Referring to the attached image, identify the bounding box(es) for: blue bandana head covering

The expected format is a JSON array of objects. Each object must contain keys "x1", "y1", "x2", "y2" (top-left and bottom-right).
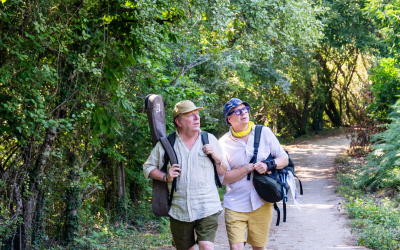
[{"x1": 223, "y1": 98, "x2": 251, "y2": 125}]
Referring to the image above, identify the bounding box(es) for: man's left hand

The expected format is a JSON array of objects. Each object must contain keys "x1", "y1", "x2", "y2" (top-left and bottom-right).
[
  {"x1": 202, "y1": 144, "x2": 221, "y2": 163},
  {"x1": 254, "y1": 162, "x2": 268, "y2": 174}
]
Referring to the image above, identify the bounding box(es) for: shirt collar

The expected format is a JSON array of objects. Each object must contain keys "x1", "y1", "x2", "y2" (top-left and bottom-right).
[{"x1": 175, "y1": 130, "x2": 203, "y2": 139}]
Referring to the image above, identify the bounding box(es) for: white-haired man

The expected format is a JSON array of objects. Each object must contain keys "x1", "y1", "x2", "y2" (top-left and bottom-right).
[{"x1": 143, "y1": 100, "x2": 228, "y2": 250}]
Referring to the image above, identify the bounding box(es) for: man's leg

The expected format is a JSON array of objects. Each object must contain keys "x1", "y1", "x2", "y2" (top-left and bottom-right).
[
  {"x1": 247, "y1": 203, "x2": 273, "y2": 249},
  {"x1": 225, "y1": 208, "x2": 248, "y2": 250},
  {"x1": 194, "y1": 213, "x2": 219, "y2": 250},
  {"x1": 198, "y1": 241, "x2": 213, "y2": 250},
  {"x1": 230, "y1": 242, "x2": 244, "y2": 250},
  {"x1": 230, "y1": 242, "x2": 265, "y2": 250},
  {"x1": 170, "y1": 216, "x2": 196, "y2": 250}
]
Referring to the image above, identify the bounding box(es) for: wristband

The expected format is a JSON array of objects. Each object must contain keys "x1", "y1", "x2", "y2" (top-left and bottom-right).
[{"x1": 262, "y1": 159, "x2": 277, "y2": 171}]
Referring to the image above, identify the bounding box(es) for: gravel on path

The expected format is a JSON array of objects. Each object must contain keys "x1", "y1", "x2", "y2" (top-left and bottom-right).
[
  {"x1": 159, "y1": 133, "x2": 371, "y2": 250},
  {"x1": 213, "y1": 134, "x2": 370, "y2": 250}
]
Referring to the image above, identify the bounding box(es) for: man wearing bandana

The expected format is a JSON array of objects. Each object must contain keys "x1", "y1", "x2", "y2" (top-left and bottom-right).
[{"x1": 219, "y1": 98, "x2": 288, "y2": 250}]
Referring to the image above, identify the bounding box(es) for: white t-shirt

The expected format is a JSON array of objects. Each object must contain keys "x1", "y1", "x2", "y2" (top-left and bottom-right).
[{"x1": 219, "y1": 126, "x2": 287, "y2": 212}]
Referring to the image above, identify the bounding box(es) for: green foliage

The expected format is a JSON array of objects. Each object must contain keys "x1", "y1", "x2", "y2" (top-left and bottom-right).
[
  {"x1": 356, "y1": 99, "x2": 400, "y2": 190},
  {"x1": 369, "y1": 58, "x2": 400, "y2": 119},
  {"x1": 365, "y1": 0, "x2": 400, "y2": 55},
  {"x1": 337, "y1": 159, "x2": 400, "y2": 250},
  {"x1": 71, "y1": 225, "x2": 170, "y2": 250},
  {"x1": 321, "y1": 0, "x2": 378, "y2": 50},
  {"x1": 0, "y1": 0, "x2": 385, "y2": 248},
  {"x1": 346, "y1": 196, "x2": 400, "y2": 249},
  {"x1": 337, "y1": 97, "x2": 400, "y2": 249}
]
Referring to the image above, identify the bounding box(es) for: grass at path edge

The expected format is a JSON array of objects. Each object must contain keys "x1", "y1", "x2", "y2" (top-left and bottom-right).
[{"x1": 335, "y1": 154, "x2": 400, "y2": 250}]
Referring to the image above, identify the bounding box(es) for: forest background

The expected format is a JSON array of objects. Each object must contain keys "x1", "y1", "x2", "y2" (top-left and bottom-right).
[{"x1": 1, "y1": 0, "x2": 400, "y2": 249}]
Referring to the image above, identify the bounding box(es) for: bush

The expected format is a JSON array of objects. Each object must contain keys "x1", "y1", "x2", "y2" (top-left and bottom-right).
[
  {"x1": 346, "y1": 197, "x2": 400, "y2": 250},
  {"x1": 369, "y1": 58, "x2": 400, "y2": 120},
  {"x1": 356, "y1": 98, "x2": 400, "y2": 190}
]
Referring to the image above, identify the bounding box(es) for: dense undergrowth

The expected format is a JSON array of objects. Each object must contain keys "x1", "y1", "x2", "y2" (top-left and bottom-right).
[
  {"x1": 336, "y1": 157, "x2": 400, "y2": 249},
  {"x1": 336, "y1": 99, "x2": 400, "y2": 250}
]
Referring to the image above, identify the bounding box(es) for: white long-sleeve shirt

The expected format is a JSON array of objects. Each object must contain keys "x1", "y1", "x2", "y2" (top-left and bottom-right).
[{"x1": 219, "y1": 126, "x2": 287, "y2": 212}]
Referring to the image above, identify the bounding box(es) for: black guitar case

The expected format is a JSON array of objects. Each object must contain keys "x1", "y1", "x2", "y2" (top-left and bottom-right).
[{"x1": 145, "y1": 94, "x2": 177, "y2": 217}]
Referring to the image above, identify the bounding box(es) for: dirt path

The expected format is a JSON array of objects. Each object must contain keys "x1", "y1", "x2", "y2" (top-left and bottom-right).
[
  {"x1": 211, "y1": 133, "x2": 370, "y2": 250},
  {"x1": 158, "y1": 133, "x2": 370, "y2": 250}
]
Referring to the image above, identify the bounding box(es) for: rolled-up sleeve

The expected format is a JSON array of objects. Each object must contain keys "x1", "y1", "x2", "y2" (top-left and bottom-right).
[
  {"x1": 218, "y1": 135, "x2": 231, "y2": 184},
  {"x1": 143, "y1": 142, "x2": 166, "y2": 179},
  {"x1": 209, "y1": 134, "x2": 228, "y2": 182},
  {"x1": 218, "y1": 161, "x2": 231, "y2": 184},
  {"x1": 265, "y1": 127, "x2": 287, "y2": 158}
]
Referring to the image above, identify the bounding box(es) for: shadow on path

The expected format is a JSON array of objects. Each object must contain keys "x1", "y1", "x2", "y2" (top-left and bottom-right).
[{"x1": 159, "y1": 134, "x2": 371, "y2": 250}]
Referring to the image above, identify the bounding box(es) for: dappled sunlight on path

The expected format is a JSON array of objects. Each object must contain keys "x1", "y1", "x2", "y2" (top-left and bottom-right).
[
  {"x1": 212, "y1": 134, "x2": 371, "y2": 250},
  {"x1": 157, "y1": 134, "x2": 371, "y2": 250}
]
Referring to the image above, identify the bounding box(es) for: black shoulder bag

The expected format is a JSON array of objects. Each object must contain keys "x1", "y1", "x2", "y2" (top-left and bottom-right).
[{"x1": 249, "y1": 125, "x2": 303, "y2": 226}]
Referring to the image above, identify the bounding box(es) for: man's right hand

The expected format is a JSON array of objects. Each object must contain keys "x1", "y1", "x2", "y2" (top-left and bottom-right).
[
  {"x1": 167, "y1": 164, "x2": 181, "y2": 182},
  {"x1": 246, "y1": 163, "x2": 255, "y2": 173}
]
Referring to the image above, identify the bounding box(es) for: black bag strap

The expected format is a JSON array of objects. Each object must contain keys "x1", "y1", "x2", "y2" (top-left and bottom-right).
[
  {"x1": 201, "y1": 132, "x2": 222, "y2": 188},
  {"x1": 295, "y1": 176, "x2": 303, "y2": 195},
  {"x1": 248, "y1": 125, "x2": 263, "y2": 180},
  {"x1": 274, "y1": 203, "x2": 280, "y2": 226},
  {"x1": 283, "y1": 200, "x2": 287, "y2": 223}
]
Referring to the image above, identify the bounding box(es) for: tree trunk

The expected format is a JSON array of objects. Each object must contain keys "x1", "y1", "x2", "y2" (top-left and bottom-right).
[
  {"x1": 31, "y1": 189, "x2": 45, "y2": 247},
  {"x1": 325, "y1": 96, "x2": 342, "y2": 127},
  {"x1": 345, "y1": 90, "x2": 351, "y2": 124},
  {"x1": 300, "y1": 88, "x2": 311, "y2": 135},
  {"x1": 117, "y1": 162, "x2": 126, "y2": 198},
  {"x1": 273, "y1": 105, "x2": 278, "y2": 134},
  {"x1": 312, "y1": 102, "x2": 324, "y2": 131},
  {"x1": 117, "y1": 161, "x2": 127, "y2": 222},
  {"x1": 23, "y1": 126, "x2": 57, "y2": 249},
  {"x1": 63, "y1": 166, "x2": 80, "y2": 246}
]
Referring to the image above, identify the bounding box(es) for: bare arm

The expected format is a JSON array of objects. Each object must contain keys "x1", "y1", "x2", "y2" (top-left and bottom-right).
[
  {"x1": 222, "y1": 163, "x2": 254, "y2": 185},
  {"x1": 224, "y1": 154, "x2": 289, "y2": 185},
  {"x1": 274, "y1": 155, "x2": 288, "y2": 169},
  {"x1": 252, "y1": 154, "x2": 289, "y2": 174},
  {"x1": 216, "y1": 161, "x2": 228, "y2": 176},
  {"x1": 202, "y1": 144, "x2": 228, "y2": 176},
  {"x1": 148, "y1": 164, "x2": 181, "y2": 182},
  {"x1": 148, "y1": 168, "x2": 166, "y2": 182}
]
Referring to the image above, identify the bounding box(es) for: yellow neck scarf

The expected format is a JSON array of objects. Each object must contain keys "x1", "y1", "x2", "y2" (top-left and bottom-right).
[{"x1": 231, "y1": 121, "x2": 255, "y2": 138}]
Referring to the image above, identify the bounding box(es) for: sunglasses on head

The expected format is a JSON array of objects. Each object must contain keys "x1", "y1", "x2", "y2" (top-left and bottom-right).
[{"x1": 228, "y1": 106, "x2": 250, "y2": 116}]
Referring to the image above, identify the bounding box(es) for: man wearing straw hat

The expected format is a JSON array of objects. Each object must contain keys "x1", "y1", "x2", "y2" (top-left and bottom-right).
[{"x1": 143, "y1": 100, "x2": 228, "y2": 250}]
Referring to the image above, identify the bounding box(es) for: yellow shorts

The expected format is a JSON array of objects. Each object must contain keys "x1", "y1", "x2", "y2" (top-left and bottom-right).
[{"x1": 225, "y1": 203, "x2": 273, "y2": 247}]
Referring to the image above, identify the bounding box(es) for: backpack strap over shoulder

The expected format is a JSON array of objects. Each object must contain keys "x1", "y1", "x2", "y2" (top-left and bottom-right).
[
  {"x1": 247, "y1": 125, "x2": 263, "y2": 180},
  {"x1": 201, "y1": 132, "x2": 222, "y2": 188}
]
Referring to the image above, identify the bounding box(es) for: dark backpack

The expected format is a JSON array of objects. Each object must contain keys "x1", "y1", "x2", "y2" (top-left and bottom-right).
[
  {"x1": 160, "y1": 132, "x2": 222, "y2": 207},
  {"x1": 249, "y1": 125, "x2": 303, "y2": 226}
]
